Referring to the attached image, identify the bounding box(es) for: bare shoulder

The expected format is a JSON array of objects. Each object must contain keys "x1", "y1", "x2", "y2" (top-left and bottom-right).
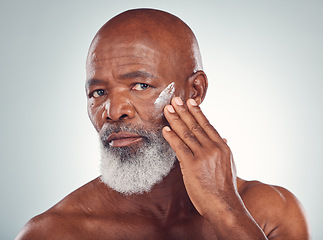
[
  {"x1": 15, "y1": 210, "x2": 78, "y2": 240},
  {"x1": 15, "y1": 177, "x2": 107, "y2": 240},
  {"x1": 237, "y1": 178, "x2": 311, "y2": 239}
]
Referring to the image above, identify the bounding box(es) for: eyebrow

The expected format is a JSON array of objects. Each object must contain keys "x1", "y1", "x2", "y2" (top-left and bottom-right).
[
  {"x1": 85, "y1": 78, "x2": 105, "y2": 89},
  {"x1": 119, "y1": 70, "x2": 156, "y2": 79}
]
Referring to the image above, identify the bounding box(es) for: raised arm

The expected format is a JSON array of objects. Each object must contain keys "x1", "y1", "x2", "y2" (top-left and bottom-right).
[{"x1": 162, "y1": 97, "x2": 310, "y2": 239}]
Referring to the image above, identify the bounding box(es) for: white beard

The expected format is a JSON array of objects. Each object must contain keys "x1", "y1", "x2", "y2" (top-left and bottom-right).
[{"x1": 99, "y1": 124, "x2": 176, "y2": 195}]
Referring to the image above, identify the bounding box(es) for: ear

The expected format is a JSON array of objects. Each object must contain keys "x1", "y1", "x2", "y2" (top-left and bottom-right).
[{"x1": 187, "y1": 71, "x2": 208, "y2": 105}]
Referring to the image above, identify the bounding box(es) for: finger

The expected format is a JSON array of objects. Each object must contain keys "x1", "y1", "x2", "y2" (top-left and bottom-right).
[
  {"x1": 162, "y1": 126, "x2": 194, "y2": 163},
  {"x1": 169, "y1": 97, "x2": 212, "y2": 146},
  {"x1": 186, "y1": 98, "x2": 224, "y2": 144},
  {"x1": 223, "y1": 138, "x2": 227, "y2": 144},
  {"x1": 164, "y1": 104, "x2": 203, "y2": 153}
]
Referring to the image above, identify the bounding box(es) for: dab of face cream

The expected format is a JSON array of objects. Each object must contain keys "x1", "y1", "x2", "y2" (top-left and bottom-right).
[
  {"x1": 154, "y1": 82, "x2": 175, "y2": 110},
  {"x1": 101, "y1": 99, "x2": 111, "y2": 119}
]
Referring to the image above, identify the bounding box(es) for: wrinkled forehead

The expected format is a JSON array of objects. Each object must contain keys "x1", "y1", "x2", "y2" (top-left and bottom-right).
[
  {"x1": 87, "y1": 41, "x2": 160, "y2": 64},
  {"x1": 86, "y1": 35, "x2": 170, "y2": 77}
]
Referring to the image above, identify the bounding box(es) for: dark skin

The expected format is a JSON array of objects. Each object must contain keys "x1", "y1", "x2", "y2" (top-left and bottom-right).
[{"x1": 16, "y1": 9, "x2": 310, "y2": 240}]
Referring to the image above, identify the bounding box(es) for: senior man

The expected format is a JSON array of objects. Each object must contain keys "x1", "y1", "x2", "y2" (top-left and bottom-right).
[{"x1": 16, "y1": 8, "x2": 310, "y2": 240}]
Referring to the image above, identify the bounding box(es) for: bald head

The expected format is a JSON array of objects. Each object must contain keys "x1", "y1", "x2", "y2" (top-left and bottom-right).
[{"x1": 87, "y1": 9, "x2": 203, "y2": 82}]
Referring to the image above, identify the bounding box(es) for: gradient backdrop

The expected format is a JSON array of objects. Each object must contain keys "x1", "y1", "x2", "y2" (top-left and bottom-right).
[{"x1": 1, "y1": 0, "x2": 322, "y2": 239}]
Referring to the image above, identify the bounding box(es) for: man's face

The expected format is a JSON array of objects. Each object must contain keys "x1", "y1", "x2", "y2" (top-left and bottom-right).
[
  {"x1": 86, "y1": 38, "x2": 184, "y2": 135},
  {"x1": 86, "y1": 37, "x2": 183, "y2": 194}
]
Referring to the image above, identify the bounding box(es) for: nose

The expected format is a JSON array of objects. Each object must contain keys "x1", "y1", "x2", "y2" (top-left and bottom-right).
[{"x1": 103, "y1": 92, "x2": 136, "y2": 122}]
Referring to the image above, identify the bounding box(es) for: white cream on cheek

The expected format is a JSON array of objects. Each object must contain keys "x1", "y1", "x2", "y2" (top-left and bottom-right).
[
  {"x1": 101, "y1": 99, "x2": 111, "y2": 119},
  {"x1": 153, "y1": 82, "x2": 175, "y2": 116}
]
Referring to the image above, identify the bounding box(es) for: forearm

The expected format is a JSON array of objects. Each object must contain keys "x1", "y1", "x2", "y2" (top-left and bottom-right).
[
  {"x1": 203, "y1": 195, "x2": 268, "y2": 240},
  {"x1": 162, "y1": 99, "x2": 268, "y2": 239}
]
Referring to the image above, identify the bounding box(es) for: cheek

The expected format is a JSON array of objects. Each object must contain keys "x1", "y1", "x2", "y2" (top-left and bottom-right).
[
  {"x1": 132, "y1": 97, "x2": 167, "y2": 125},
  {"x1": 154, "y1": 82, "x2": 175, "y2": 110},
  {"x1": 87, "y1": 100, "x2": 105, "y2": 132},
  {"x1": 143, "y1": 82, "x2": 176, "y2": 123},
  {"x1": 152, "y1": 95, "x2": 173, "y2": 121}
]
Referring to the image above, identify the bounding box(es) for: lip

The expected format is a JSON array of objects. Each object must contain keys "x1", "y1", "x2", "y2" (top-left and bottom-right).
[{"x1": 106, "y1": 132, "x2": 144, "y2": 147}]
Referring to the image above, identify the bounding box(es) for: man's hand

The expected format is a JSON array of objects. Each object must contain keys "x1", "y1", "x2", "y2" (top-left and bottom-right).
[
  {"x1": 162, "y1": 97, "x2": 238, "y2": 215},
  {"x1": 162, "y1": 97, "x2": 268, "y2": 239}
]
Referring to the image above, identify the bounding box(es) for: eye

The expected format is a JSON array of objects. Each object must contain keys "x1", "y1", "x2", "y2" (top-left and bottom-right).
[
  {"x1": 91, "y1": 89, "x2": 106, "y2": 98},
  {"x1": 132, "y1": 83, "x2": 150, "y2": 91}
]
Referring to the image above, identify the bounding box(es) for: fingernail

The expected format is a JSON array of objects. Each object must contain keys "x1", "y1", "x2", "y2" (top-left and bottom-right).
[
  {"x1": 166, "y1": 105, "x2": 175, "y2": 113},
  {"x1": 164, "y1": 126, "x2": 171, "y2": 131},
  {"x1": 188, "y1": 99, "x2": 197, "y2": 106},
  {"x1": 174, "y1": 97, "x2": 183, "y2": 105}
]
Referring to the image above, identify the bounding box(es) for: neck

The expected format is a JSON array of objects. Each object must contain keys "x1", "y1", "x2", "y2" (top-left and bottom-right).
[{"x1": 102, "y1": 162, "x2": 198, "y2": 223}]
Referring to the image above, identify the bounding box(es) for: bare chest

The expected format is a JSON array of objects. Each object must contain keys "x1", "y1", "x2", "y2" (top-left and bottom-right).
[{"x1": 73, "y1": 215, "x2": 218, "y2": 240}]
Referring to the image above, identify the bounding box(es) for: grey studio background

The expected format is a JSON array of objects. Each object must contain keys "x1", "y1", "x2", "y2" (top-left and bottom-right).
[{"x1": 1, "y1": 0, "x2": 322, "y2": 239}]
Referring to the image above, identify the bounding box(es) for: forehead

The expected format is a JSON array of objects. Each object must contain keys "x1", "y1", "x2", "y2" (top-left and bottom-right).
[
  {"x1": 86, "y1": 39, "x2": 164, "y2": 78},
  {"x1": 91, "y1": 39, "x2": 159, "y2": 59}
]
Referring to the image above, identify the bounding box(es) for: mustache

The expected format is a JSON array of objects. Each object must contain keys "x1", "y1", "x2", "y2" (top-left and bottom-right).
[{"x1": 99, "y1": 123, "x2": 164, "y2": 142}]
